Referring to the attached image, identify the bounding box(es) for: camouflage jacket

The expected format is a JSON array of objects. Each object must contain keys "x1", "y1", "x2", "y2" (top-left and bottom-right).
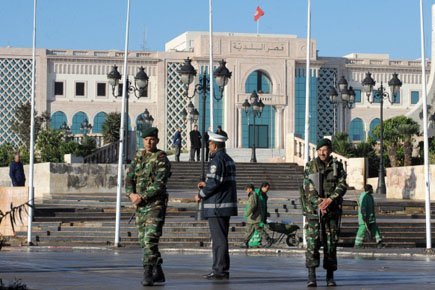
[
  {"x1": 125, "y1": 149, "x2": 171, "y2": 203},
  {"x1": 300, "y1": 157, "x2": 347, "y2": 219}
]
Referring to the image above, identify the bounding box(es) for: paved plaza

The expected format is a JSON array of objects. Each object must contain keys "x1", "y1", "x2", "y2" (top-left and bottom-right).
[{"x1": 0, "y1": 247, "x2": 435, "y2": 289}]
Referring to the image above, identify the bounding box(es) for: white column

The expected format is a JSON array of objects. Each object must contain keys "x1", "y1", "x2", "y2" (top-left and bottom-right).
[
  {"x1": 276, "y1": 106, "x2": 284, "y2": 149},
  {"x1": 237, "y1": 105, "x2": 243, "y2": 148}
]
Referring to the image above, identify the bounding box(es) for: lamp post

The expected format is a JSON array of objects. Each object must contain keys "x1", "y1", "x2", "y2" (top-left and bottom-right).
[
  {"x1": 177, "y1": 58, "x2": 232, "y2": 180},
  {"x1": 181, "y1": 101, "x2": 200, "y2": 131},
  {"x1": 328, "y1": 76, "x2": 356, "y2": 134},
  {"x1": 107, "y1": 65, "x2": 149, "y2": 163},
  {"x1": 361, "y1": 72, "x2": 402, "y2": 195},
  {"x1": 136, "y1": 108, "x2": 154, "y2": 133},
  {"x1": 80, "y1": 119, "x2": 93, "y2": 135},
  {"x1": 242, "y1": 91, "x2": 265, "y2": 163},
  {"x1": 60, "y1": 121, "x2": 71, "y2": 141}
]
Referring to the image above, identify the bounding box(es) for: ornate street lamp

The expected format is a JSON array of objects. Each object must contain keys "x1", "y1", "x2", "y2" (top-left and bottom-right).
[
  {"x1": 80, "y1": 119, "x2": 93, "y2": 135},
  {"x1": 60, "y1": 121, "x2": 71, "y2": 140},
  {"x1": 181, "y1": 101, "x2": 200, "y2": 131},
  {"x1": 177, "y1": 58, "x2": 232, "y2": 180},
  {"x1": 328, "y1": 75, "x2": 355, "y2": 134},
  {"x1": 107, "y1": 65, "x2": 149, "y2": 163},
  {"x1": 136, "y1": 108, "x2": 154, "y2": 132},
  {"x1": 361, "y1": 71, "x2": 402, "y2": 195},
  {"x1": 242, "y1": 91, "x2": 265, "y2": 163},
  {"x1": 60, "y1": 121, "x2": 71, "y2": 134}
]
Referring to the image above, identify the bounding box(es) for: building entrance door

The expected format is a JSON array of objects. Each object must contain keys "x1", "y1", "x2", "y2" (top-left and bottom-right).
[{"x1": 248, "y1": 124, "x2": 269, "y2": 148}]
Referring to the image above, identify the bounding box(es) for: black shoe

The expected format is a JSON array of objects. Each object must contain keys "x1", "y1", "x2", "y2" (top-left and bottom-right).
[
  {"x1": 152, "y1": 264, "x2": 166, "y2": 284},
  {"x1": 142, "y1": 266, "x2": 154, "y2": 286},
  {"x1": 202, "y1": 272, "x2": 229, "y2": 280},
  {"x1": 239, "y1": 242, "x2": 249, "y2": 249},
  {"x1": 307, "y1": 267, "x2": 317, "y2": 287},
  {"x1": 377, "y1": 241, "x2": 386, "y2": 249},
  {"x1": 326, "y1": 270, "x2": 336, "y2": 287},
  {"x1": 264, "y1": 238, "x2": 275, "y2": 248}
]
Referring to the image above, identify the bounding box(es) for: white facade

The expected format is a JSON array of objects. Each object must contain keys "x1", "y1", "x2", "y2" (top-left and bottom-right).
[{"x1": 0, "y1": 31, "x2": 433, "y2": 152}]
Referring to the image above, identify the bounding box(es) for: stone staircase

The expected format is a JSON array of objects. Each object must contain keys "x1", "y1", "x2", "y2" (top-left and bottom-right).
[
  {"x1": 168, "y1": 161, "x2": 303, "y2": 190},
  {"x1": 15, "y1": 189, "x2": 435, "y2": 249}
]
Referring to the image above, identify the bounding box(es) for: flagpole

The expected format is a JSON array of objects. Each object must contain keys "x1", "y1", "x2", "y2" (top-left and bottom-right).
[
  {"x1": 419, "y1": 0, "x2": 432, "y2": 250},
  {"x1": 209, "y1": 0, "x2": 214, "y2": 131},
  {"x1": 257, "y1": 19, "x2": 260, "y2": 35},
  {"x1": 27, "y1": 0, "x2": 37, "y2": 246},
  {"x1": 114, "y1": 0, "x2": 131, "y2": 247},
  {"x1": 302, "y1": 0, "x2": 312, "y2": 248}
]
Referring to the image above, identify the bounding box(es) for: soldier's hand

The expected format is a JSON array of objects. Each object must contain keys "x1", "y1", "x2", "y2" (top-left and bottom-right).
[
  {"x1": 197, "y1": 181, "x2": 206, "y2": 189},
  {"x1": 129, "y1": 193, "x2": 143, "y2": 206},
  {"x1": 318, "y1": 197, "x2": 333, "y2": 213},
  {"x1": 194, "y1": 194, "x2": 202, "y2": 203}
]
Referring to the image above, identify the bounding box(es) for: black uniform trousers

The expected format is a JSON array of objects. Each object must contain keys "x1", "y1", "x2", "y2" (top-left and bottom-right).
[{"x1": 208, "y1": 216, "x2": 230, "y2": 274}]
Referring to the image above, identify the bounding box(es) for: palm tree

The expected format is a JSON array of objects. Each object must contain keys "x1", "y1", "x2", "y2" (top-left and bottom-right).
[
  {"x1": 372, "y1": 116, "x2": 420, "y2": 167},
  {"x1": 397, "y1": 120, "x2": 420, "y2": 166},
  {"x1": 102, "y1": 112, "x2": 121, "y2": 144},
  {"x1": 332, "y1": 132, "x2": 354, "y2": 157}
]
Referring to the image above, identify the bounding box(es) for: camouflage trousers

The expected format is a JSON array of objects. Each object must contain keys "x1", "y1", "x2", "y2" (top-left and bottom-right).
[
  {"x1": 304, "y1": 216, "x2": 340, "y2": 271},
  {"x1": 135, "y1": 197, "x2": 167, "y2": 267},
  {"x1": 243, "y1": 223, "x2": 270, "y2": 244}
]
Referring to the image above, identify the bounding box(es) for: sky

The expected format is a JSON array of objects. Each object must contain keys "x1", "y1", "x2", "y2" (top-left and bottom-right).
[{"x1": 0, "y1": 0, "x2": 433, "y2": 60}]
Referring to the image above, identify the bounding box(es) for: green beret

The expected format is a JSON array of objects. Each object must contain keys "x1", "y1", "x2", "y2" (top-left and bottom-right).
[
  {"x1": 141, "y1": 127, "x2": 158, "y2": 138},
  {"x1": 316, "y1": 138, "x2": 332, "y2": 150}
]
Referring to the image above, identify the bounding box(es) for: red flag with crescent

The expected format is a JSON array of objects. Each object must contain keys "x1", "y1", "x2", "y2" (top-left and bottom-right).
[{"x1": 254, "y1": 6, "x2": 265, "y2": 22}]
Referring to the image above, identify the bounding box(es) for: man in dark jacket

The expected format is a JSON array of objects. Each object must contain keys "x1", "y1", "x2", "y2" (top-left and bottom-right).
[
  {"x1": 204, "y1": 127, "x2": 211, "y2": 161},
  {"x1": 9, "y1": 153, "x2": 25, "y2": 186},
  {"x1": 172, "y1": 127, "x2": 182, "y2": 162},
  {"x1": 215, "y1": 125, "x2": 228, "y2": 138},
  {"x1": 189, "y1": 125, "x2": 201, "y2": 161},
  {"x1": 195, "y1": 132, "x2": 237, "y2": 280}
]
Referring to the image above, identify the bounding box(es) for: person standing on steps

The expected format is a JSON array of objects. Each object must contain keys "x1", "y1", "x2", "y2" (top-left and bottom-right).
[
  {"x1": 189, "y1": 125, "x2": 201, "y2": 162},
  {"x1": 172, "y1": 127, "x2": 182, "y2": 162}
]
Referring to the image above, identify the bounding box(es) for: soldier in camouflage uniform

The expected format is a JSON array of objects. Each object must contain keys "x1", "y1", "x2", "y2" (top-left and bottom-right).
[
  {"x1": 125, "y1": 127, "x2": 171, "y2": 287},
  {"x1": 300, "y1": 138, "x2": 347, "y2": 287}
]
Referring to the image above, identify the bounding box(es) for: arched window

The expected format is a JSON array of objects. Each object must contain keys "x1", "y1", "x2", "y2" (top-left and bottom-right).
[
  {"x1": 349, "y1": 118, "x2": 365, "y2": 141},
  {"x1": 50, "y1": 111, "x2": 67, "y2": 130},
  {"x1": 245, "y1": 70, "x2": 272, "y2": 94},
  {"x1": 369, "y1": 118, "x2": 380, "y2": 140},
  {"x1": 71, "y1": 111, "x2": 88, "y2": 134},
  {"x1": 93, "y1": 112, "x2": 107, "y2": 134}
]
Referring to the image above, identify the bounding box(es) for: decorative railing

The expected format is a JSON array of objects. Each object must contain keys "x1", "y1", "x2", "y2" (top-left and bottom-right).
[
  {"x1": 83, "y1": 140, "x2": 120, "y2": 164},
  {"x1": 287, "y1": 134, "x2": 349, "y2": 172},
  {"x1": 72, "y1": 134, "x2": 105, "y2": 148}
]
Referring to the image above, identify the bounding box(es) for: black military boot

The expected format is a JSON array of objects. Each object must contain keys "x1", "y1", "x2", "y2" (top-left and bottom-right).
[
  {"x1": 307, "y1": 267, "x2": 317, "y2": 287},
  {"x1": 153, "y1": 264, "x2": 166, "y2": 284},
  {"x1": 142, "y1": 266, "x2": 154, "y2": 286},
  {"x1": 326, "y1": 269, "x2": 336, "y2": 287}
]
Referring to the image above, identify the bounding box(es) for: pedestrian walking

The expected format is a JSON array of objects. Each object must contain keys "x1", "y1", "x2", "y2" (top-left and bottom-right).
[
  {"x1": 241, "y1": 182, "x2": 273, "y2": 248},
  {"x1": 125, "y1": 127, "x2": 172, "y2": 286},
  {"x1": 195, "y1": 132, "x2": 237, "y2": 280},
  {"x1": 300, "y1": 138, "x2": 347, "y2": 287},
  {"x1": 354, "y1": 184, "x2": 385, "y2": 249}
]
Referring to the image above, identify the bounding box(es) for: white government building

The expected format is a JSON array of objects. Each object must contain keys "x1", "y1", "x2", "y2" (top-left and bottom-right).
[{"x1": 1, "y1": 27, "x2": 434, "y2": 156}]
